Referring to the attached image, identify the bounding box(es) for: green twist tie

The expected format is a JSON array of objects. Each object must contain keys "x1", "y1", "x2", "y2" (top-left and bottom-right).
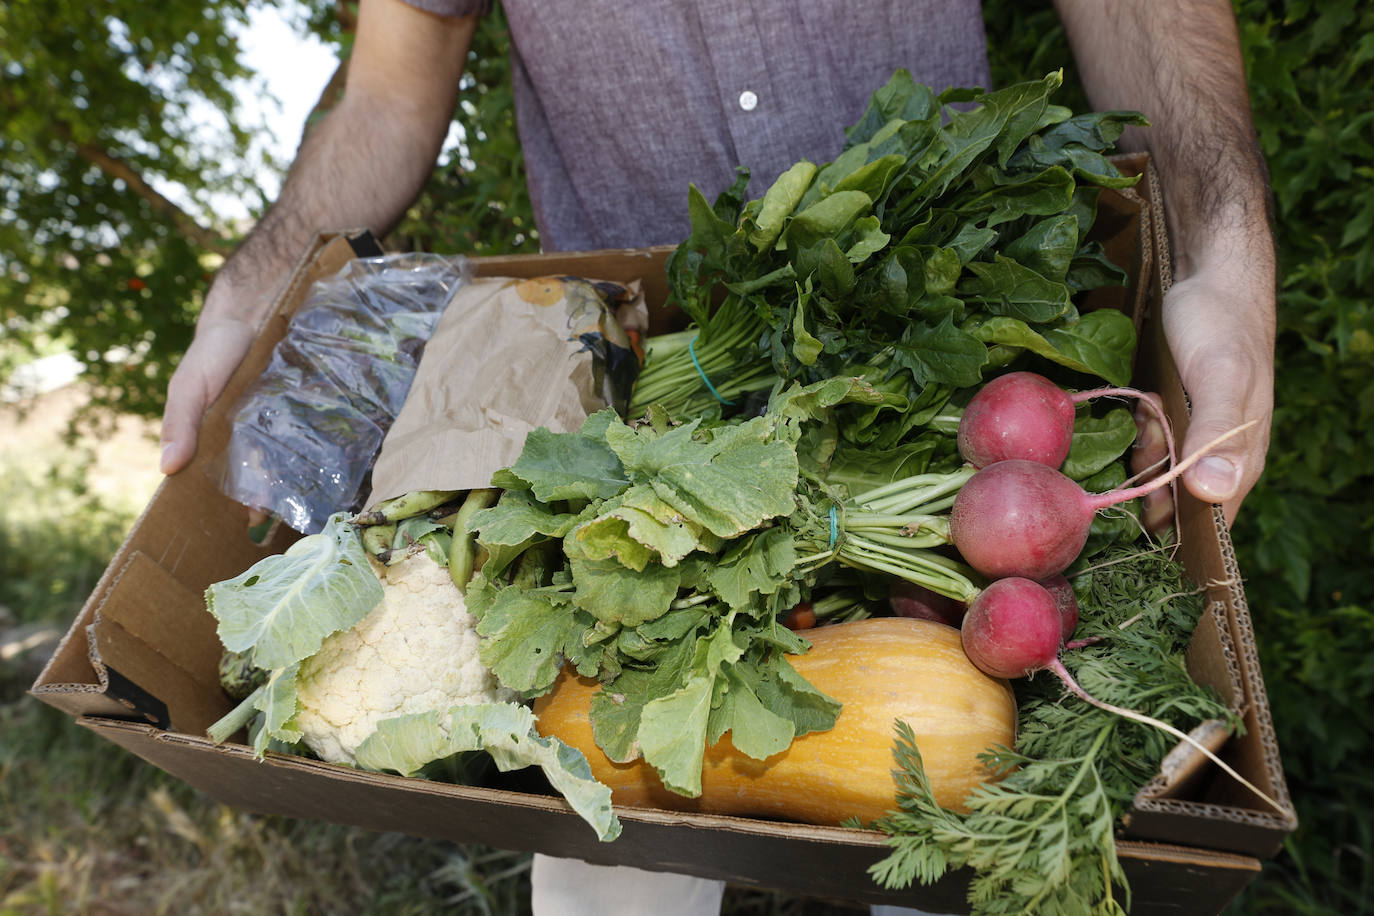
[{"x1": 688, "y1": 336, "x2": 735, "y2": 406}]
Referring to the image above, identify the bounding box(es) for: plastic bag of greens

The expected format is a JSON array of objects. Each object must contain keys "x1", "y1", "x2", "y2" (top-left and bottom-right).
[{"x1": 216, "y1": 253, "x2": 468, "y2": 534}]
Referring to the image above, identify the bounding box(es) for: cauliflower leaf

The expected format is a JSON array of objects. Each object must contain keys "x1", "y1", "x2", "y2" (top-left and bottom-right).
[
  {"x1": 208, "y1": 512, "x2": 383, "y2": 670},
  {"x1": 354, "y1": 703, "x2": 622, "y2": 842}
]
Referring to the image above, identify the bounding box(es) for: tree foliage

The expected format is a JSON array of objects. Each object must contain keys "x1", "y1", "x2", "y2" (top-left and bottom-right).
[
  {"x1": 0, "y1": 0, "x2": 272, "y2": 415},
  {"x1": 0, "y1": 0, "x2": 530, "y2": 419}
]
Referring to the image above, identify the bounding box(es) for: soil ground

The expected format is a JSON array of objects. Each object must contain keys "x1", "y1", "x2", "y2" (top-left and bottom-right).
[{"x1": 0, "y1": 384, "x2": 163, "y2": 513}]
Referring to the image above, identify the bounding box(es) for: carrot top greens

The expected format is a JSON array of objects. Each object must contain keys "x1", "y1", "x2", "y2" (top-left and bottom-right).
[{"x1": 868, "y1": 544, "x2": 1236, "y2": 914}]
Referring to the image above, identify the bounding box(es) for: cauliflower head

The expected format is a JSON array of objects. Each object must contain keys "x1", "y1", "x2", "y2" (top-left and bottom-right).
[{"x1": 293, "y1": 549, "x2": 515, "y2": 765}]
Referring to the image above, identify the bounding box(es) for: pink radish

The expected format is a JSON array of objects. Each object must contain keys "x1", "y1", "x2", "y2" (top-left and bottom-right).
[
  {"x1": 957, "y1": 372, "x2": 1076, "y2": 469},
  {"x1": 1038, "y1": 573, "x2": 1079, "y2": 643},
  {"x1": 961, "y1": 576, "x2": 1285, "y2": 814},
  {"x1": 957, "y1": 371, "x2": 1177, "y2": 473},
  {"x1": 960, "y1": 577, "x2": 1062, "y2": 678},
  {"x1": 949, "y1": 422, "x2": 1255, "y2": 581},
  {"x1": 889, "y1": 581, "x2": 966, "y2": 627}
]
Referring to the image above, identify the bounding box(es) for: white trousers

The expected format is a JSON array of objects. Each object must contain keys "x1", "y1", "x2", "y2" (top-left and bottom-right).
[{"x1": 530, "y1": 854, "x2": 949, "y2": 916}]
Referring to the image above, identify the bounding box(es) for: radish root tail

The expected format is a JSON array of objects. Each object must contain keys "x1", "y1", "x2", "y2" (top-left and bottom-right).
[{"x1": 1047, "y1": 657, "x2": 1286, "y2": 816}]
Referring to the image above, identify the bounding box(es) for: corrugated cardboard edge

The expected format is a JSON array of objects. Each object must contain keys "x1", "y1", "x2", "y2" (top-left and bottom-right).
[
  {"x1": 81, "y1": 715, "x2": 1261, "y2": 915},
  {"x1": 1117, "y1": 163, "x2": 1298, "y2": 855},
  {"x1": 27, "y1": 232, "x2": 374, "y2": 730}
]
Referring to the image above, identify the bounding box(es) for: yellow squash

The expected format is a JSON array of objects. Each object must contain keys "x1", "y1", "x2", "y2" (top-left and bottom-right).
[{"x1": 533, "y1": 616, "x2": 1017, "y2": 825}]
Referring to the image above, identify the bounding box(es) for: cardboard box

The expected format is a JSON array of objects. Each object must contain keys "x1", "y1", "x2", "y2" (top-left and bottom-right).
[{"x1": 31, "y1": 155, "x2": 1296, "y2": 913}]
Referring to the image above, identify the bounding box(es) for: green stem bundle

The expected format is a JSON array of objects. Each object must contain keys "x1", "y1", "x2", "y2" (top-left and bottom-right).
[
  {"x1": 797, "y1": 466, "x2": 982, "y2": 604},
  {"x1": 627, "y1": 298, "x2": 774, "y2": 417}
]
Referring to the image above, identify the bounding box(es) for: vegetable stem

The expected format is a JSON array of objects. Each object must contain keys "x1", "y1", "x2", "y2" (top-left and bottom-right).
[
  {"x1": 838, "y1": 534, "x2": 979, "y2": 602},
  {"x1": 852, "y1": 468, "x2": 975, "y2": 516},
  {"x1": 448, "y1": 488, "x2": 499, "y2": 592},
  {"x1": 206, "y1": 684, "x2": 265, "y2": 745}
]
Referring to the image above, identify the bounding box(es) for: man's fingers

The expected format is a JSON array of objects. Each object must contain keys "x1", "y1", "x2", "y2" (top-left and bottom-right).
[
  {"x1": 159, "y1": 368, "x2": 209, "y2": 475},
  {"x1": 1173, "y1": 370, "x2": 1269, "y2": 527},
  {"x1": 1130, "y1": 393, "x2": 1174, "y2": 532},
  {"x1": 1179, "y1": 413, "x2": 1267, "y2": 527},
  {"x1": 158, "y1": 319, "x2": 257, "y2": 475}
]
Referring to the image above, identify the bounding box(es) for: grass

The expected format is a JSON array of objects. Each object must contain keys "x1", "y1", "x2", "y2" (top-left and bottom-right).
[{"x1": 0, "y1": 704, "x2": 531, "y2": 914}]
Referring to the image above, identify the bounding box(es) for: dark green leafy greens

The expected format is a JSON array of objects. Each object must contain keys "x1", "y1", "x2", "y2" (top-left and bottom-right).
[
  {"x1": 629, "y1": 69, "x2": 1146, "y2": 428},
  {"x1": 467, "y1": 403, "x2": 836, "y2": 796},
  {"x1": 467, "y1": 376, "x2": 1009, "y2": 795}
]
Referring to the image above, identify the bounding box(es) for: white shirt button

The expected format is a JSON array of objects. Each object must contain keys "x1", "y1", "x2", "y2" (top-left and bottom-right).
[{"x1": 738, "y1": 90, "x2": 758, "y2": 111}]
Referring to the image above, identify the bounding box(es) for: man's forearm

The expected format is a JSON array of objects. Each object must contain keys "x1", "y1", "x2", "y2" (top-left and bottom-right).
[
  {"x1": 1053, "y1": 0, "x2": 1273, "y2": 278},
  {"x1": 206, "y1": 95, "x2": 453, "y2": 324},
  {"x1": 1054, "y1": 0, "x2": 1275, "y2": 522},
  {"x1": 158, "y1": 2, "x2": 477, "y2": 477},
  {"x1": 202, "y1": 3, "x2": 476, "y2": 328}
]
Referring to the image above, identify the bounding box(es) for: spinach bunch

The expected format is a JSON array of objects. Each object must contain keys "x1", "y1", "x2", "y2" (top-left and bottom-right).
[{"x1": 630, "y1": 70, "x2": 1146, "y2": 456}]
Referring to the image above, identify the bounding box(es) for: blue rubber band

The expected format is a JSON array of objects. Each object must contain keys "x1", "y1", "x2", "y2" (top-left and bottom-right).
[
  {"x1": 828, "y1": 505, "x2": 839, "y2": 550},
  {"x1": 688, "y1": 336, "x2": 735, "y2": 406}
]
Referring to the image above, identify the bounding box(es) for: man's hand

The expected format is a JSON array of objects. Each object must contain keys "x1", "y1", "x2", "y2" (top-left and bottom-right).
[
  {"x1": 160, "y1": 314, "x2": 259, "y2": 474},
  {"x1": 1130, "y1": 261, "x2": 1276, "y2": 530},
  {"x1": 1056, "y1": 0, "x2": 1276, "y2": 528},
  {"x1": 1160, "y1": 262, "x2": 1275, "y2": 526}
]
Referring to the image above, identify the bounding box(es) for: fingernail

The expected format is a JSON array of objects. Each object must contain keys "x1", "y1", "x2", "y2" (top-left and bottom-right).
[
  {"x1": 1193, "y1": 456, "x2": 1239, "y2": 501},
  {"x1": 160, "y1": 442, "x2": 179, "y2": 474}
]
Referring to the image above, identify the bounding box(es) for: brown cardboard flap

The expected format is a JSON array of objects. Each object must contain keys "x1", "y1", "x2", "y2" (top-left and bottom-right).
[
  {"x1": 1115, "y1": 166, "x2": 1298, "y2": 854},
  {"x1": 81, "y1": 717, "x2": 1260, "y2": 915},
  {"x1": 1205, "y1": 569, "x2": 1297, "y2": 829},
  {"x1": 94, "y1": 550, "x2": 222, "y2": 687},
  {"x1": 33, "y1": 550, "x2": 232, "y2": 733},
  {"x1": 88, "y1": 552, "x2": 230, "y2": 733},
  {"x1": 29, "y1": 445, "x2": 293, "y2": 717}
]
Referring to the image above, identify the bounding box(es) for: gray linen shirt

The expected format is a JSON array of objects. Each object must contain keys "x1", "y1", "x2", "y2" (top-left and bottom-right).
[{"x1": 405, "y1": 1, "x2": 991, "y2": 251}]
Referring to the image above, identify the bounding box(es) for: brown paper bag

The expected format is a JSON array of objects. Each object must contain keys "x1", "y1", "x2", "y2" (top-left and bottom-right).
[{"x1": 367, "y1": 274, "x2": 643, "y2": 504}]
